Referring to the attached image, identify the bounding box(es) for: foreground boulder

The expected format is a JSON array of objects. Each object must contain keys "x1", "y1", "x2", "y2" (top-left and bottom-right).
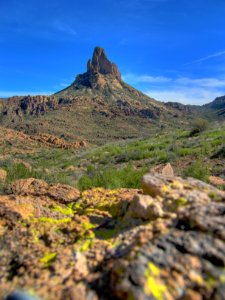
[{"x1": 0, "y1": 174, "x2": 225, "y2": 300}]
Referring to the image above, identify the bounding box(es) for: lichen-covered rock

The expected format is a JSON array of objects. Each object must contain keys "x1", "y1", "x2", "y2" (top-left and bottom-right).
[{"x1": 0, "y1": 174, "x2": 225, "y2": 300}]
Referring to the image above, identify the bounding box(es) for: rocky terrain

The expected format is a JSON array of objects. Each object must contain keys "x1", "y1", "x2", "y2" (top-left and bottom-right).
[
  {"x1": 0, "y1": 170, "x2": 225, "y2": 300},
  {"x1": 0, "y1": 126, "x2": 86, "y2": 153}
]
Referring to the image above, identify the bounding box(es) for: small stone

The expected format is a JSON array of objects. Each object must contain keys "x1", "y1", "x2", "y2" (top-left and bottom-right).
[
  {"x1": 150, "y1": 163, "x2": 174, "y2": 177},
  {"x1": 162, "y1": 163, "x2": 174, "y2": 177},
  {"x1": 125, "y1": 194, "x2": 164, "y2": 220}
]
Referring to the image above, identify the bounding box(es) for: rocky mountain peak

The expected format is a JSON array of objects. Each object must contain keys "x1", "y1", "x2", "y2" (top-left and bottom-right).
[
  {"x1": 87, "y1": 46, "x2": 121, "y2": 80},
  {"x1": 56, "y1": 47, "x2": 122, "y2": 94}
]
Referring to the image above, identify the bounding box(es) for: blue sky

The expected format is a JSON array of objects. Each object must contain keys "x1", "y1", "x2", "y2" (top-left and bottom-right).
[{"x1": 1, "y1": 0, "x2": 225, "y2": 104}]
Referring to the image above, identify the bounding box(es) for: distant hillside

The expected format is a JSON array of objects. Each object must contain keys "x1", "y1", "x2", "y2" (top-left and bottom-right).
[
  {"x1": 0, "y1": 47, "x2": 190, "y2": 144},
  {"x1": 204, "y1": 96, "x2": 225, "y2": 117},
  {"x1": 204, "y1": 95, "x2": 225, "y2": 109}
]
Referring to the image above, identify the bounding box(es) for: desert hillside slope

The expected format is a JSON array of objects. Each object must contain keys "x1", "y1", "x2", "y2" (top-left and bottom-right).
[{"x1": 0, "y1": 47, "x2": 198, "y2": 145}]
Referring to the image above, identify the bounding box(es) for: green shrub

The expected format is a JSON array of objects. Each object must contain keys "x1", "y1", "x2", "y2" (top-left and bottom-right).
[
  {"x1": 78, "y1": 164, "x2": 147, "y2": 190},
  {"x1": 176, "y1": 147, "x2": 198, "y2": 157},
  {"x1": 6, "y1": 163, "x2": 42, "y2": 183},
  {"x1": 190, "y1": 118, "x2": 209, "y2": 136},
  {"x1": 183, "y1": 160, "x2": 210, "y2": 182},
  {"x1": 211, "y1": 145, "x2": 225, "y2": 159}
]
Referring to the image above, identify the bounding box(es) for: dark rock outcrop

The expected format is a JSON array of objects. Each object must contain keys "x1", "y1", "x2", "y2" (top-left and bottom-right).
[
  {"x1": 204, "y1": 96, "x2": 225, "y2": 109},
  {"x1": 87, "y1": 46, "x2": 121, "y2": 80}
]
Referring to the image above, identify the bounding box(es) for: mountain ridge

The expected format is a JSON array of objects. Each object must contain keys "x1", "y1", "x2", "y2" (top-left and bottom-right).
[{"x1": 0, "y1": 47, "x2": 224, "y2": 144}]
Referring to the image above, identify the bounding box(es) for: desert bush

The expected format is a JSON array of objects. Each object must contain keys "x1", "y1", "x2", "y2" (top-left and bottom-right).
[
  {"x1": 176, "y1": 147, "x2": 199, "y2": 157},
  {"x1": 183, "y1": 160, "x2": 210, "y2": 182},
  {"x1": 6, "y1": 163, "x2": 41, "y2": 183},
  {"x1": 211, "y1": 145, "x2": 225, "y2": 159},
  {"x1": 78, "y1": 164, "x2": 147, "y2": 190},
  {"x1": 190, "y1": 118, "x2": 209, "y2": 136}
]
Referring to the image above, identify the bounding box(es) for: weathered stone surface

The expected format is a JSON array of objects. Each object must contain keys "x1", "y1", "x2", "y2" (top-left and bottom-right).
[
  {"x1": 6, "y1": 178, "x2": 80, "y2": 203},
  {"x1": 0, "y1": 174, "x2": 225, "y2": 300},
  {"x1": 150, "y1": 163, "x2": 174, "y2": 177},
  {"x1": 87, "y1": 47, "x2": 121, "y2": 80},
  {"x1": 125, "y1": 194, "x2": 164, "y2": 220},
  {"x1": 71, "y1": 47, "x2": 122, "y2": 91}
]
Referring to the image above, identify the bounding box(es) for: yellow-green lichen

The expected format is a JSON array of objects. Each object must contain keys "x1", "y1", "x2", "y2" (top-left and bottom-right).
[
  {"x1": 144, "y1": 262, "x2": 168, "y2": 300},
  {"x1": 32, "y1": 217, "x2": 71, "y2": 224},
  {"x1": 31, "y1": 228, "x2": 39, "y2": 243},
  {"x1": 208, "y1": 192, "x2": 223, "y2": 202},
  {"x1": 79, "y1": 239, "x2": 93, "y2": 252},
  {"x1": 50, "y1": 204, "x2": 74, "y2": 215},
  {"x1": 80, "y1": 188, "x2": 125, "y2": 217},
  {"x1": 40, "y1": 252, "x2": 57, "y2": 267},
  {"x1": 82, "y1": 221, "x2": 96, "y2": 231},
  {"x1": 175, "y1": 197, "x2": 188, "y2": 207},
  {"x1": 75, "y1": 229, "x2": 96, "y2": 252}
]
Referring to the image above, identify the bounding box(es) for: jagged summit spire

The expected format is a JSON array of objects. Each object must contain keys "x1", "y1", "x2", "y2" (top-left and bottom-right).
[
  {"x1": 57, "y1": 46, "x2": 123, "y2": 92},
  {"x1": 56, "y1": 46, "x2": 128, "y2": 95},
  {"x1": 87, "y1": 46, "x2": 121, "y2": 80}
]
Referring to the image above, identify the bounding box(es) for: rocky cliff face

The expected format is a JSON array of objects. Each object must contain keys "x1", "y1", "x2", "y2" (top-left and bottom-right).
[
  {"x1": 87, "y1": 46, "x2": 121, "y2": 79},
  {"x1": 58, "y1": 46, "x2": 123, "y2": 92},
  {"x1": 0, "y1": 95, "x2": 75, "y2": 123}
]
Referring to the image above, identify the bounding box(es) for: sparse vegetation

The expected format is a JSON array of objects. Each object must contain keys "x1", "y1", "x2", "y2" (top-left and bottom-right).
[
  {"x1": 183, "y1": 160, "x2": 211, "y2": 182},
  {"x1": 6, "y1": 163, "x2": 41, "y2": 183},
  {"x1": 78, "y1": 164, "x2": 148, "y2": 190},
  {"x1": 0, "y1": 123, "x2": 224, "y2": 189}
]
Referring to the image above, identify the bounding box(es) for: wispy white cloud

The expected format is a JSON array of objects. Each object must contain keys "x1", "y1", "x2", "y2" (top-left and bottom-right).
[
  {"x1": 123, "y1": 73, "x2": 225, "y2": 104},
  {"x1": 175, "y1": 77, "x2": 225, "y2": 88},
  {"x1": 122, "y1": 73, "x2": 171, "y2": 84},
  {"x1": 185, "y1": 50, "x2": 225, "y2": 65},
  {"x1": 53, "y1": 21, "x2": 77, "y2": 36},
  {"x1": 145, "y1": 88, "x2": 220, "y2": 105}
]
